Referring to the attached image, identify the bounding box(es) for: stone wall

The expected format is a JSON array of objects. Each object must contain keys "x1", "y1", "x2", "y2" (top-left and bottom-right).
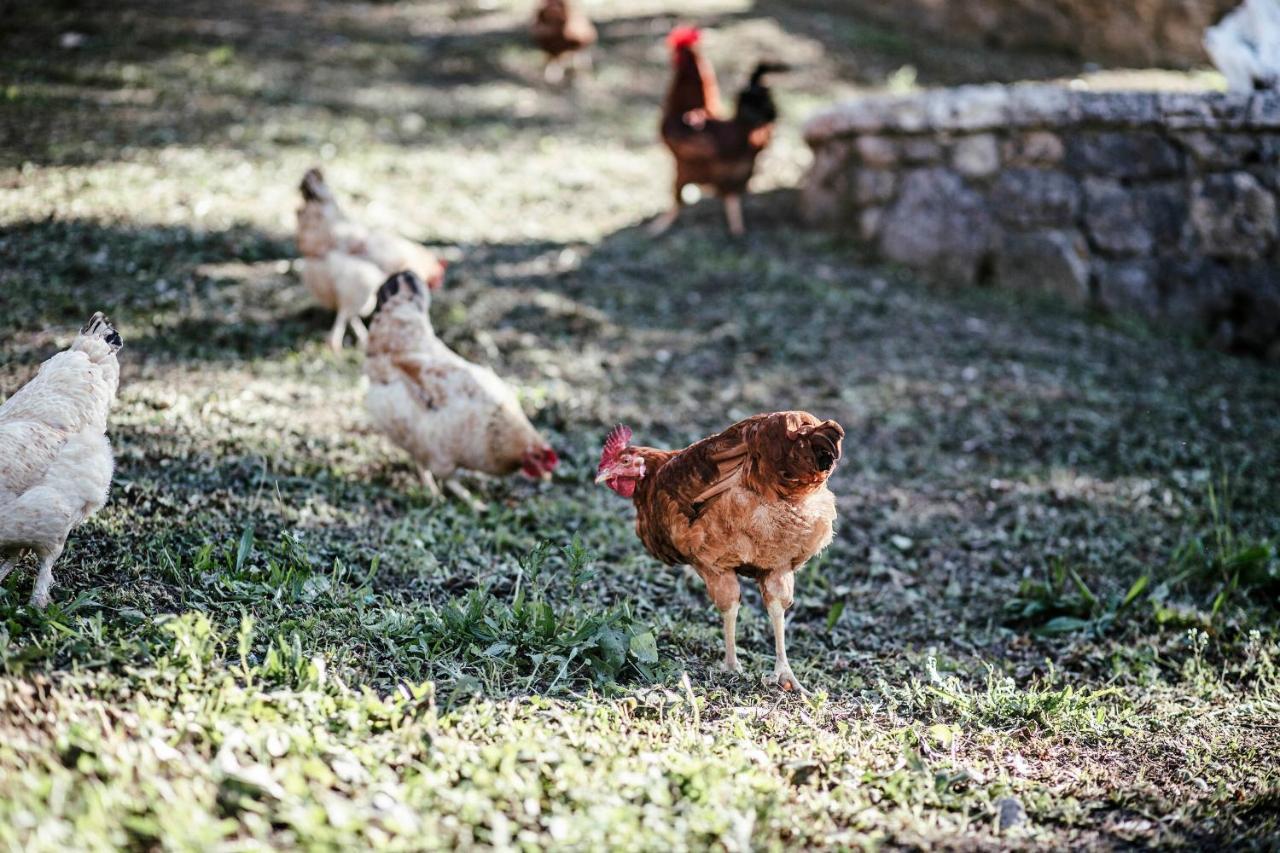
[
  {"x1": 832, "y1": 0, "x2": 1236, "y2": 67},
  {"x1": 801, "y1": 85, "x2": 1280, "y2": 355}
]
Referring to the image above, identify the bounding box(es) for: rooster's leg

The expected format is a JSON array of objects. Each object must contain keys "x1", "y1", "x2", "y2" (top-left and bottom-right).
[
  {"x1": 760, "y1": 573, "x2": 807, "y2": 694},
  {"x1": 29, "y1": 543, "x2": 63, "y2": 610},
  {"x1": 723, "y1": 194, "x2": 745, "y2": 236},
  {"x1": 702, "y1": 570, "x2": 743, "y2": 674},
  {"x1": 445, "y1": 478, "x2": 489, "y2": 513},
  {"x1": 648, "y1": 180, "x2": 685, "y2": 236},
  {"x1": 544, "y1": 57, "x2": 566, "y2": 84}
]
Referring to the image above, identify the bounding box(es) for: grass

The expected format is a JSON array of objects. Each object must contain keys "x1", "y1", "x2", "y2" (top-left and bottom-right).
[{"x1": 2, "y1": 0, "x2": 1280, "y2": 848}]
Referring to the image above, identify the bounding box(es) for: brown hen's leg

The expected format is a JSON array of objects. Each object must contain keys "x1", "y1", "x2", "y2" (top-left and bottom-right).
[
  {"x1": 702, "y1": 569, "x2": 743, "y2": 674},
  {"x1": 723, "y1": 194, "x2": 745, "y2": 236},
  {"x1": 759, "y1": 572, "x2": 806, "y2": 694}
]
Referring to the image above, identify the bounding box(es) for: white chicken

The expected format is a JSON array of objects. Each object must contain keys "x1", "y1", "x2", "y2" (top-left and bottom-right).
[
  {"x1": 364, "y1": 271, "x2": 559, "y2": 511},
  {"x1": 0, "y1": 313, "x2": 121, "y2": 608},
  {"x1": 1205, "y1": 0, "x2": 1280, "y2": 92},
  {"x1": 296, "y1": 168, "x2": 448, "y2": 351}
]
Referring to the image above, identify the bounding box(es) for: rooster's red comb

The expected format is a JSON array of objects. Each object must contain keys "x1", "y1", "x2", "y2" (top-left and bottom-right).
[
  {"x1": 667, "y1": 26, "x2": 701, "y2": 51},
  {"x1": 598, "y1": 424, "x2": 633, "y2": 470}
]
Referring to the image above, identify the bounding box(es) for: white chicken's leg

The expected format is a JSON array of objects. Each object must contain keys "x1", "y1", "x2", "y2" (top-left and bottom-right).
[
  {"x1": 445, "y1": 479, "x2": 489, "y2": 513},
  {"x1": 29, "y1": 543, "x2": 64, "y2": 610},
  {"x1": 349, "y1": 315, "x2": 369, "y2": 349},
  {"x1": 328, "y1": 311, "x2": 349, "y2": 353},
  {"x1": 723, "y1": 194, "x2": 745, "y2": 236}
]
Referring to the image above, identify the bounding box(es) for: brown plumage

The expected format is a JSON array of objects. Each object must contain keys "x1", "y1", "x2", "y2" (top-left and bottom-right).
[
  {"x1": 595, "y1": 412, "x2": 844, "y2": 693},
  {"x1": 651, "y1": 27, "x2": 787, "y2": 236},
  {"x1": 531, "y1": 0, "x2": 597, "y2": 83}
]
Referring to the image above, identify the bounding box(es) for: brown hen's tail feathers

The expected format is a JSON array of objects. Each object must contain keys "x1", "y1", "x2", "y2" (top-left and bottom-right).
[{"x1": 79, "y1": 312, "x2": 123, "y2": 353}]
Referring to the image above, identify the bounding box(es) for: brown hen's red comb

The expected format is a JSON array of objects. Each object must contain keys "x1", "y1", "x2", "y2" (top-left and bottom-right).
[{"x1": 598, "y1": 424, "x2": 632, "y2": 471}]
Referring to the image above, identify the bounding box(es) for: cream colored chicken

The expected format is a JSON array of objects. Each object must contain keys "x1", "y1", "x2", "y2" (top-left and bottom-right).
[
  {"x1": 0, "y1": 313, "x2": 121, "y2": 608},
  {"x1": 364, "y1": 271, "x2": 559, "y2": 511},
  {"x1": 296, "y1": 168, "x2": 447, "y2": 350}
]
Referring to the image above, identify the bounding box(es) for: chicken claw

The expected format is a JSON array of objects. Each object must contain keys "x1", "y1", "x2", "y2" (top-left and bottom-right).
[
  {"x1": 763, "y1": 668, "x2": 809, "y2": 696},
  {"x1": 445, "y1": 479, "x2": 489, "y2": 513}
]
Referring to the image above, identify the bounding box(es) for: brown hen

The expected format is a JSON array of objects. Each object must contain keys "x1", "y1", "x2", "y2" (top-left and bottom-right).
[{"x1": 595, "y1": 412, "x2": 844, "y2": 693}]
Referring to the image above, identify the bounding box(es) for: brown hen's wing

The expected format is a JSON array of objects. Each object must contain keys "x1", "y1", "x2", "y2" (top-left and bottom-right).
[{"x1": 633, "y1": 416, "x2": 769, "y2": 564}]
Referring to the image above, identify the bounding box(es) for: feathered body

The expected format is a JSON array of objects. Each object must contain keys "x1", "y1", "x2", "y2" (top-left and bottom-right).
[
  {"x1": 365, "y1": 272, "x2": 558, "y2": 507},
  {"x1": 596, "y1": 412, "x2": 844, "y2": 691},
  {"x1": 0, "y1": 313, "x2": 121, "y2": 608},
  {"x1": 652, "y1": 27, "x2": 787, "y2": 235},
  {"x1": 296, "y1": 169, "x2": 446, "y2": 350}
]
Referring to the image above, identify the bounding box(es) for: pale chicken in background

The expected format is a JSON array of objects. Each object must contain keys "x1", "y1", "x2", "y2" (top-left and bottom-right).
[
  {"x1": 1206, "y1": 0, "x2": 1280, "y2": 92},
  {"x1": 364, "y1": 272, "x2": 559, "y2": 511},
  {"x1": 296, "y1": 168, "x2": 448, "y2": 350},
  {"x1": 301, "y1": 251, "x2": 391, "y2": 352},
  {"x1": 0, "y1": 313, "x2": 122, "y2": 608}
]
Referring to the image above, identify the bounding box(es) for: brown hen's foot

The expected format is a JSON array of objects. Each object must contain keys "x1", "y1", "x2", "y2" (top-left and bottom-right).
[
  {"x1": 720, "y1": 656, "x2": 743, "y2": 674},
  {"x1": 763, "y1": 668, "x2": 809, "y2": 696}
]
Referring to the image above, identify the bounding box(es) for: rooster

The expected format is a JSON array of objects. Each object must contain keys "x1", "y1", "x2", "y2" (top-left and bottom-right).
[
  {"x1": 651, "y1": 27, "x2": 788, "y2": 236},
  {"x1": 297, "y1": 169, "x2": 447, "y2": 350},
  {"x1": 531, "y1": 0, "x2": 598, "y2": 83},
  {"x1": 365, "y1": 271, "x2": 559, "y2": 512},
  {"x1": 595, "y1": 412, "x2": 844, "y2": 693},
  {"x1": 0, "y1": 314, "x2": 121, "y2": 608}
]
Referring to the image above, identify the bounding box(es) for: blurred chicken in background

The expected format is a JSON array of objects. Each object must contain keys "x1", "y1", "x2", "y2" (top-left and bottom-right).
[
  {"x1": 651, "y1": 27, "x2": 788, "y2": 236},
  {"x1": 531, "y1": 0, "x2": 597, "y2": 83},
  {"x1": 296, "y1": 169, "x2": 447, "y2": 351}
]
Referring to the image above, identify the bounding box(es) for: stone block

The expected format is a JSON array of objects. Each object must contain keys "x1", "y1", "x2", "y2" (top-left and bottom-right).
[
  {"x1": 952, "y1": 134, "x2": 1000, "y2": 178},
  {"x1": 1190, "y1": 172, "x2": 1279, "y2": 258},
  {"x1": 1003, "y1": 131, "x2": 1065, "y2": 167},
  {"x1": 1096, "y1": 260, "x2": 1160, "y2": 319},
  {"x1": 855, "y1": 135, "x2": 898, "y2": 168},
  {"x1": 990, "y1": 169, "x2": 1081, "y2": 228},
  {"x1": 879, "y1": 168, "x2": 995, "y2": 285},
  {"x1": 853, "y1": 168, "x2": 897, "y2": 205},
  {"x1": 1084, "y1": 179, "x2": 1188, "y2": 257},
  {"x1": 901, "y1": 138, "x2": 943, "y2": 164},
  {"x1": 1065, "y1": 131, "x2": 1183, "y2": 179},
  {"x1": 996, "y1": 229, "x2": 1091, "y2": 305}
]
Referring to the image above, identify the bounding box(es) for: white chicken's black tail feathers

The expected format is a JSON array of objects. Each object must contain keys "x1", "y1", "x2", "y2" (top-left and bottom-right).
[
  {"x1": 80, "y1": 312, "x2": 123, "y2": 352},
  {"x1": 375, "y1": 270, "x2": 427, "y2": 314}
]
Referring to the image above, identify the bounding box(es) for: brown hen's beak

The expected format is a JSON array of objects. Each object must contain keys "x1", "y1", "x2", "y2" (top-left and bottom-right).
[{"x1": 593, "y1": 471, "x2": 610, "y2": 485}]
